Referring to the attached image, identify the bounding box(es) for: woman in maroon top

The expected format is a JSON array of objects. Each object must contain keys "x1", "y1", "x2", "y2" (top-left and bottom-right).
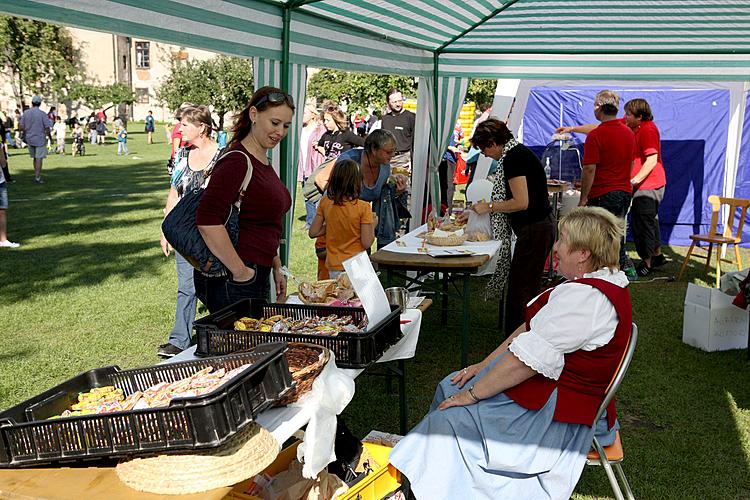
[{"x1": 195, "y1": 87, "x2": 294, "y2": 313}]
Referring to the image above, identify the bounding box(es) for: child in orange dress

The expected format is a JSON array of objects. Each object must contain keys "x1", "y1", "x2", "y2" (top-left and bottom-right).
[{"x1": 308, "y1": 159, "x2": 375, "y2": 277}]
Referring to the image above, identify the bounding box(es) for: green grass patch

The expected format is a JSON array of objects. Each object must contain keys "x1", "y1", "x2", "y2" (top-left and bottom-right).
[{"x1": 1, "y1": 129, "x2": 749, "y2": 498}]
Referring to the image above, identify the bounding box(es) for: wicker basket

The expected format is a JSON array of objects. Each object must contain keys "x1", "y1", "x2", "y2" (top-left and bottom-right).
[
  {"x1": 426, "y1": 233, "x2": 466, "y2": 246},
  {"x1": 297, "y1": 280, "x2": 336, "y2": 304},
  {"x1": 276, "y1": 343, "x2": 330, "y2": 405}
]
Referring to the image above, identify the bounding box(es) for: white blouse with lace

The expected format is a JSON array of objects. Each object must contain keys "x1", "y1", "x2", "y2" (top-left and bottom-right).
[{"x1": 508, "y1": 268, "x2": 629, "y2": 380}]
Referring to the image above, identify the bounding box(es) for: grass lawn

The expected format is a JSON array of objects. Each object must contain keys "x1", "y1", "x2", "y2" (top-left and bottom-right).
[{"x1": 1, "y1": 128, "x2": 750, "y2": 498}]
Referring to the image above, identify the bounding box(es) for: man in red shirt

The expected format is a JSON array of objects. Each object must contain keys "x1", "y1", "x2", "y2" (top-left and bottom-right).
[
  {"x1": 624, "y1": 98, "x2": 667, "y2": 276},
  {"x1": 575, "y1": 90, "x2": 637, "y2": 276}
]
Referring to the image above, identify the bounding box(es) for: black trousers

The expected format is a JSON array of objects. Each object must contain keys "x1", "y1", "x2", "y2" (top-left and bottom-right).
[
  {"x1": 505, "y1": 214, "x2": 556, "y2": 334},
  {"x1": 588, "y1": 190, "x2": 633, "y2": 270},
  {"x1": 631, "y1": 187, "x2": 664, "y2": 261}
]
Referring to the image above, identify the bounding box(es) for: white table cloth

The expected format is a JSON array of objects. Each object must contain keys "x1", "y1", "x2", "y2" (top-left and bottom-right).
[{"x1": 380, "y1": 223, "x2": 503, "y2": 275}]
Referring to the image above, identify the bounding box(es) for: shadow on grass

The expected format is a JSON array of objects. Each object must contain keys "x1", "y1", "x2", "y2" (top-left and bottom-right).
[
  {"x1": 0, "y1": 348, "x2": 34, "y2": 363},
  {"x1": 0, "y1": 240, "x2": 165, "y2": 303},
  {"x1": 7, "y1": 160, "x2": 167, "y2": 241}
]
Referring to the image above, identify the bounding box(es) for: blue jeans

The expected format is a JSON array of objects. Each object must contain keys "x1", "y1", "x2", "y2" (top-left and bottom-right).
[
  {"x1": 588, "y1": 190, "x2": 633, "y2": 270},
  {"x1": 304, "y1": 196, "x2": 318, "y2": 228},
  {"x1": 168, "y1": 253, "x2": 198, "y2": 349},
  {"x1": 193, "y1": 262, "x2": 271, "y2": 314},
  {"x1": 117, "y1": 142, "x2": 129, "y2": 155}
]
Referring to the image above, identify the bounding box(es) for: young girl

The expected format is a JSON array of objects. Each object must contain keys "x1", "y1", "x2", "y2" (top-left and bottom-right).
[
  {"x1": 309, "y1": 159, "x2": 375, "y2": 277},
  {"x1": 315, "y1": 108, "x2": 364, "y2": 161}
]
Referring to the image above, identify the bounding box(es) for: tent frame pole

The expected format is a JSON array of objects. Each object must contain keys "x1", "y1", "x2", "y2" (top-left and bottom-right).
[
  {"x1": 429, "y1": 50, "x2": 439, "y2": 216},
  {"x1": 279, "y1": 5, "x2": 292, "y2": 265}
]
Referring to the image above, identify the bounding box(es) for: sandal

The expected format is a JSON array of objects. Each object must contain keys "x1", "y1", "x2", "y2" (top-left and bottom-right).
[{"x1": 636, "y1": 261, "x2": 652, "y2": 277}]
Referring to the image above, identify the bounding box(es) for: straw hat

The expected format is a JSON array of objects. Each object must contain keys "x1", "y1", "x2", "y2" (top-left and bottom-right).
[{"x1": 116, "y1": 423, "x2": 278, "y2": 495}]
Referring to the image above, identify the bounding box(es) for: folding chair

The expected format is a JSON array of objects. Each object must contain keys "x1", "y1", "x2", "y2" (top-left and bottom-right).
[
  {"x1": 585, "y1": 323, "x2": 638, "y2": 500},
  {"x1": 677, "y1": 195, "x2": 750, "y2": 288}
]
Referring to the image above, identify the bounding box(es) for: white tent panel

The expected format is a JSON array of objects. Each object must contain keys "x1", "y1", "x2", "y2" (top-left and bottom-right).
[
  {"x1": 439, "y1": 53, "x2": 750, "y2": 81},
  {"x1": 289, "y1": 12, "x2": 433, "y2": 77}
]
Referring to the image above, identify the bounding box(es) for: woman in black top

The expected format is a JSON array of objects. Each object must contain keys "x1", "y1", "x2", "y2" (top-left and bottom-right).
[
  {"x1": 463, "y1": 119, "x2": 554, "y2": 335},
  {"x1": 316, "y1": 108, "x2": 364, "y2": 161}
]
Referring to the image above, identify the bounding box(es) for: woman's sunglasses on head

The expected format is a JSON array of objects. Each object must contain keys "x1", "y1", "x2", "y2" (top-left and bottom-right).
[{"x1": 253, "y1": 92, "x2": 294, "y2": 108}]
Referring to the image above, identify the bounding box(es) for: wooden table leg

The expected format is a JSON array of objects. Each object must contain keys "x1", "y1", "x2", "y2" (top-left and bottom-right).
[{"x1": 398, "y1": 359, "x2": 407, "y2": 435}]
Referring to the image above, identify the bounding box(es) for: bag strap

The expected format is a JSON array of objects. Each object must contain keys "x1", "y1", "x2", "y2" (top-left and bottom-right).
[{"x1": 215, "y1": 149, "x2": 254, "y2": 210}]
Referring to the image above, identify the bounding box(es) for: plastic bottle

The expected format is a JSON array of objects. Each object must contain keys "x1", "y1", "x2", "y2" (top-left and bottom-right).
[{"x1": 544, "y1": 157, "x2": 551, "y2": 180}]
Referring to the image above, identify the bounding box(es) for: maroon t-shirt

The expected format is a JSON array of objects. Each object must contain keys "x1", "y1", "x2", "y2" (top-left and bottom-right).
[
  {"x1": 196, "y1": 143, "x2": 292, "y2": 267},
  {"x1": 583, "y1": 119, "x2": 636, "y2": 199}
]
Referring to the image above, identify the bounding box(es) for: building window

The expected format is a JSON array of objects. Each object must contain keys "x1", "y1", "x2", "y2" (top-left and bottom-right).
[
  {"x1": 135, "y1": 88, "x2": 149, "y2": 104},
  {"x1": 135, "y1": 41, "x2": 150, "y2": 69}
]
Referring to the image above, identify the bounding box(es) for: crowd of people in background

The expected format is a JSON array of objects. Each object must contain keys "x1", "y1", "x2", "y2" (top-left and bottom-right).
[{"x1": 2, "y1": 87, "x2": 666, "y2": 357}]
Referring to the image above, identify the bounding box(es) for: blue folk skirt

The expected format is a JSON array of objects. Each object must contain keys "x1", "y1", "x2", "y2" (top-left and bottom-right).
[{"x1": 389, "y1": 353, "x2": 617, "y2": 500}]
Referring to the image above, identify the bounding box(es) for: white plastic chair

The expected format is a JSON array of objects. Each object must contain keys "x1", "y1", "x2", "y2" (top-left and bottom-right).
[{"x1": 585, "y1": 323, "x2": 638, "y2": 500}]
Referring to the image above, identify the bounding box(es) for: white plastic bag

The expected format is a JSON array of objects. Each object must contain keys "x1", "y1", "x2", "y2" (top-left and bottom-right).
[
  {"x1": 466, "y1": 210, "x2": 493, "y2": 239},
  {"x1": 295, "y1": 354, "x2": 355, "y2": 478}
]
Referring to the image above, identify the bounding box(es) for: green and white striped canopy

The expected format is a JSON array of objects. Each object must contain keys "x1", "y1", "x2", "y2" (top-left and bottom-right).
[
  {"x1": 5, "y1": 0, "x2": 750, "y2": 259},
  {"x1": 4, "y1": 0, "x2": 750, "y2": 81}
]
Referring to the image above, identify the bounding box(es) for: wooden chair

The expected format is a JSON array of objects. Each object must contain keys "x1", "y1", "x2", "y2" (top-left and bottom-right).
[
  {"x1": 677, "y1": 195, "x2": 750, "y2": 288},
  {"x1": 585, "y1": 323, "x2": 638, "y2": 500}
]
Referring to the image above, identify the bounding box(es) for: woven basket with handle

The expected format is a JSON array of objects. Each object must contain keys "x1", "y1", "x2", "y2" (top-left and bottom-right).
[{"x1": 276, "y1": 343, "x2": 330, "y2": 406}]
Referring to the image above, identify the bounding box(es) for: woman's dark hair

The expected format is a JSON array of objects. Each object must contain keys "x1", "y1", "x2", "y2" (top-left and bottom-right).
[
  {"x1": 327, "y1": 159, "x2": 362, "y2": 205},
  {"x1": 624, "y1": 98, "x2": 654, "y2": 121},
  {"x1": 364, "y1": 129, "x2": 396, "y2": 154},
  {"x1": 325, "y1": 108, "x2": 349, "y2": 131},
  {"x1": 230, "y1": 86, "x2": 295, "y2": 145},
  {"x1": 181, "y1": 105, "x2": 213, "y2": 137},
  {"x1": 470, "y1": 118, "x2": 513, "y2": 149}
]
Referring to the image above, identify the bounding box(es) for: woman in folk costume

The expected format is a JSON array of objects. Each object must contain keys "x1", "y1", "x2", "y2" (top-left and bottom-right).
[{"x1": 390, "y1": 207, "x2": 632, "y2": 500}]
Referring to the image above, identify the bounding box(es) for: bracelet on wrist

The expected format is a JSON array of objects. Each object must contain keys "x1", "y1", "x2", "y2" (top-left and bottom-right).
[{"x1": 468, "y1": 385, "x2": 481, "y2": 403}]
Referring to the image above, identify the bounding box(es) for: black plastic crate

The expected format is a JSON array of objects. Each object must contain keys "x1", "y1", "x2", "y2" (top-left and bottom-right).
[
  {"x1": 0, "y1": 343, "x2": 293, "y2": 467},
  {"x1": 194, "y1": 299, "x2": 402, "y2": 368}
]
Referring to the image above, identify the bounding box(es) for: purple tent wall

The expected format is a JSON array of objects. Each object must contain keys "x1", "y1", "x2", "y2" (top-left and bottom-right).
[
  {"x1": 522, "y1": 85, "x2": 730, "y2": 246},
  {"x1": 733, "y1": 92, "x2": 750, "y2": 247}
]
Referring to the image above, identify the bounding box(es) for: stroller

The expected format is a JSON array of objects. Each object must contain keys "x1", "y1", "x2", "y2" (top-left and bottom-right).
[
  {"x1": 72, "y1": 135, "x2": 86, "y2": 156},
  {"x1": 539, "y1": 134, "x2": 583, "y2": 184}
]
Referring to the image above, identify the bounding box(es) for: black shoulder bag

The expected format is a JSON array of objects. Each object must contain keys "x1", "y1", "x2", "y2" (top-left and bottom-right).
[{"x1": 161, "y1": 150, "x2": 253, "y2": 277}]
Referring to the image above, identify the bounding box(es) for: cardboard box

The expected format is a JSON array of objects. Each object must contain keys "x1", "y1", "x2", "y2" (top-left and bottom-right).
[{"x1": 683, "y1": 283, "x2": 749, "y2": 351}]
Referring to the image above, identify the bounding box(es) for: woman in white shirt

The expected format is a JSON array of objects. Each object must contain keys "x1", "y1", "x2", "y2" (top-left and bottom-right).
[{"x1": 390, "y1": 206, "x2": 633, "y2": 500}]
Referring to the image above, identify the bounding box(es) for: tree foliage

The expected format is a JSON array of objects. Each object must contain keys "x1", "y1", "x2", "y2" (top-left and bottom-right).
[
  {"x1": 0, "y1": 16, "x2": 78, "y2": 107},
  {"x1": 69, "y1": 82, "x2": 134, "y2": 111},
  {"x1": 466, "y1": 79, "x2": 496, "y2": 108},
  {"x1": 307, "y1": 69, "x2": 416, "y2": 115},
  {"x1": 307, "y1": 70, "x2": 496, "y2": 114},
  {"x1": 156, "y1": 55, "x2": 254, "y2": 129}
]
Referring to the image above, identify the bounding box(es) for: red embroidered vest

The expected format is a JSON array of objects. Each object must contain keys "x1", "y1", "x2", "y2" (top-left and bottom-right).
[{"x1": 504, "y1": 277, "x2": 632, "y2": 429}]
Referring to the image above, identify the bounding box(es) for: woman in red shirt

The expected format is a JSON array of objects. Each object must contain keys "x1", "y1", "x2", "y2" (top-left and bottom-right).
[
  {"x1": 624, "y1": 98, "x2": 667, "y2": 276},
  {"x1": 195, "y1": 87, "x2": 294, "y2": 313}
]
